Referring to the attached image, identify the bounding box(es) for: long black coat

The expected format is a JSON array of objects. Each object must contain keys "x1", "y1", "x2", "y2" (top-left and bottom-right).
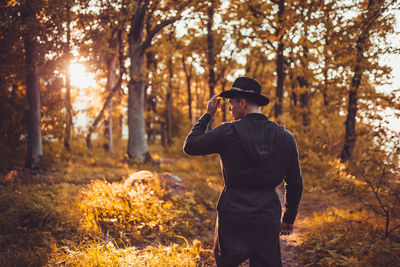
[{"x1": 184, "y1": 113, "x2": 303, "y2": 265}]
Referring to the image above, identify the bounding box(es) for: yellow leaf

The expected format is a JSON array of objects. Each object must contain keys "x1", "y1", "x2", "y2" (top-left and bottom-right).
[{"x1": 7, "y1": 0, "x2": 17, "y2": 7}]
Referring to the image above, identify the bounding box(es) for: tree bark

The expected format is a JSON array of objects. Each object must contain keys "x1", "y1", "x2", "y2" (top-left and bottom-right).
[
  {"x1": 166, "y1": 49, "x2": 173, "y2": 146},
  {"x1": 181, "y1": 56, "x2": 193, "y2": 123},
  {"x1": 103, "y1": 34, "x2": 119, "y2": 152},
  {"x1": 127, "y1": 48, "x2": 149, "y2": 161},
  {"x1": 274, "y1": 0, "x2": 286, "y2": 120},
  {"x1": 126, "y1": 0, "x2": 184, "y2": 161},
  {"x1": 340, "y1": 65, "x2": 361, "y2": 162},
  {"x1": 299, "y1": 85, "x2": 310, "y2": 126},
  {"x1": 340, "y1": 0, "x2": 377, "y2": 162},
  {"x1": 298, "y1": 23, "x2": 311, "y2": 127},
  {"x1": 186, "y1": 71, "x2": 193, "y2": 123},
  {"x1": 64, "y1": 4, "x2": 73, "y2": 151},
  {"x1": 221, "y1": 80, "x2": 227, "y2": 122},
  {"x1": 322, "y1": 8, "x2": 331, "y2": 107},
  {"x1": 127, "y1": 1, "x2": 150, "y2": 161},
  {"x1": 207, "y1": 0, "x2": 216, "y2": 129},
  {"x1": 22, "y1": 3, "x2": 42, "y2": 168}
]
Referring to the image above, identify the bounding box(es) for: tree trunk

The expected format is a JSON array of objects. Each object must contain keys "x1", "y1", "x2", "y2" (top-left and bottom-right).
[
  {"x1": 64, "y1": 71, "x2": 73, "y2": 150},
  {"x1": 298, "y1": 27, "x2": 310, "y2": 127},
  {"x1": 126, "y1": 0, "x2": 182, "y2": 160},
  {"x1": 187, "y1": 75, "x2": 193, "y2": 123},
  {"x1": 221, "y1": 80, "x2": 227, "y2": 122},
  {"x1": 207, "y1": 0, "x2": 216, "y2": 129},
  {"x1": 64, "y1": 5, "x2": 73, "y2": 150},
  {"x1": 127, "y1": 7, "x2": 150, "y2": 161},
  {"x1": 104, "y1": 35, "x2": 119, "y2": 152},
  {"x1": 166, "y1": 54, "x2": 173, "y2": 146},
  {"x1": 322, "y1": 8, "x2": 331, "y2": 107},
  {"x1": 288, "y1": 73, "x2": 297, "y2": 118},
  {"x1": 160, "y1": 121, "x2": 166, "y2": 147},
  {"x1": 86, "y1": 30, "x2": 123, "y2": 150},
  {"x1": 340, "y1": 0, "x2": 376, "y2": 162},
  {"x1": 22, "y1": 3, "x2": 42, "y2": 168},
  {"x1": 181, "y1": 56, "x2": 193, "y2": 123},
  {"x1": 274, "y1": 0, "x2": 286, "y2": 120},
  {"x1": 127, "y1": 51, "x2": 149, "y2": 161}
]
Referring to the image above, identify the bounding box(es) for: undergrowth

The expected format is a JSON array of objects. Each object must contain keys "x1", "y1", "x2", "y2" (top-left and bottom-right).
[
  {"x1": 50, "y1": 238, "x2": 213, "y2": 266},
  {"x1": 0, "y1": 139, "x2": 219, "y2": 266},
  {"x1": 77, "y1": 175, "x2": 215, "y2": 247},
  {"x1": 299, "y1": 207, "x2": 400, "y2": 266},
  {"x1": 1, "y1": 138, "x2": 400, "y2": 266}
]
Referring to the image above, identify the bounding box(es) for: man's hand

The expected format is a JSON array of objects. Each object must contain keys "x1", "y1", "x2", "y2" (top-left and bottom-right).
[
  {"x1": 207, "y1": 95, "x2": 221, "y2": 116},
  {"x1": 280, "y1": 222, "x2": 294, "y2": 235}
]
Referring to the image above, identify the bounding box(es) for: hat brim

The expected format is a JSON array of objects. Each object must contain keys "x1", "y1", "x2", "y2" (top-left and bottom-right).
[{"x1": 219, "y1": 90, "x2": 270, "y2": 106}]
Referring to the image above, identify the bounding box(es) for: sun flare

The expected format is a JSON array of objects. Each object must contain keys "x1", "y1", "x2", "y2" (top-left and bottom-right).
[{"x1": 69, "y1": 63, "x2": 97, "y2": 88}]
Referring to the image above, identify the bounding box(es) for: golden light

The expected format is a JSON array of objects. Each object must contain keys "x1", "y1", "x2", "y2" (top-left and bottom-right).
[{"x1": 69, "y1": 63, "x2": 97, "y2": 88}]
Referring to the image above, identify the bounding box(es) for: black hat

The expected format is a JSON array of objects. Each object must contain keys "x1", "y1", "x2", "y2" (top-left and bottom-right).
[{"x1": 219, "y1": 77, "x2": 270, "y2": 106}]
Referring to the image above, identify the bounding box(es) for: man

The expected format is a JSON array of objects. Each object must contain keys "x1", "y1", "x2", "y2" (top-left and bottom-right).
[{"x1": 183, "y1": 77, "x2": 303, "y2": 267}]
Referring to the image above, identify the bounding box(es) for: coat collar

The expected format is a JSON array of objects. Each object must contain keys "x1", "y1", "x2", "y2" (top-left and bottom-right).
[{"x1": 245, "y1": 113, "x2": 268, "y2": 120}]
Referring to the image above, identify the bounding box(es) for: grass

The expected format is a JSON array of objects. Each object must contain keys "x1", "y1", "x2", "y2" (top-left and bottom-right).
[
  {"x1": 298, "y1": 206, "x2": 400, "y2": 266},
  {"x1": 0, "y1": 139, "x2": 220, "y2": 266},
  {"x1": 1, "y1": 138, "x2": 399, "y2": 266}
]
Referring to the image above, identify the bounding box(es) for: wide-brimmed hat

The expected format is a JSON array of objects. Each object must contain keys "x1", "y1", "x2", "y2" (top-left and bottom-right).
[{"x1": 218, "y1": 77, "x2": 270, "y2": 106}]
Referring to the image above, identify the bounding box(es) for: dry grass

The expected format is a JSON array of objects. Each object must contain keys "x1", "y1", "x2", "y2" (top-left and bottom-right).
[
  {"x1": 299, "y1": 206, "x2": 400, "y2": 266},
  {"x1": 0, "y1": 140, "x2": 219, "y2": 266},
  {"x1": 1, "y1": 139, "x2": 399, "y2": 266}
]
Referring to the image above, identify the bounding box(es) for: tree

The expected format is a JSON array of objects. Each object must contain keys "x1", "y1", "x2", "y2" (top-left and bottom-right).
[
  {"x1": 244, "y1": 0, "x2": 295, "y2": 121},
  {"x1": 2, "y1": 0, "x2": 75, "y2": 165},
  {"x1": 273, "y1": 0, "x2": 286, "y2": 120},
  {"x1": 74, "y1": 0, "x2": 129, "y2": 151},
  {"x1": 64, "y1": 3, "x2": 73, "y2": 150},
  {"x1": 86, "y1": 30, "x2": 125, "y2": 150},
  {"x1": 127, "y1": 0, "x2": 202, "y2": 161},
  {"x1": 340, "y1": 0, "x2": 398, "y2": 162},
  {"x1": 181, "y1": 47, "x2": 195, "y2": 123},
  {"x1": 0, "y1": 2, "x2": 27, "y2": 151},
  {"x1": 206, "y1": 0, "x2": 217, "y2": 129},
  {"x1": 21, "y1": 0, "x2": 43, "y2": 168}
]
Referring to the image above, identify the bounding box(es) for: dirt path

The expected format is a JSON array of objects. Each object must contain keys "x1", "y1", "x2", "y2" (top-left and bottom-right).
[{"x1": 277, "y1": 185, "x2": 304, "y2": 267}]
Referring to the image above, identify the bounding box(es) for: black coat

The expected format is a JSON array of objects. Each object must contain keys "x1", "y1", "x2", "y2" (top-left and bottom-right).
[{"x1": 183, "y1": 113, "x2": 303, "y2": 265}]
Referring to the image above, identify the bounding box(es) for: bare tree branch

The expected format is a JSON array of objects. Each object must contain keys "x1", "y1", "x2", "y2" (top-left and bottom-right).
[{"x1": 86, "y1": 30, "x2": 125, "y2": 149}]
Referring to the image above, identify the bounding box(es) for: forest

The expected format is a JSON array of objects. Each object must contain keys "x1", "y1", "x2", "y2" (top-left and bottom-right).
[{"x1": 1, "y1": 0, "x2": 400, "y2": 266}]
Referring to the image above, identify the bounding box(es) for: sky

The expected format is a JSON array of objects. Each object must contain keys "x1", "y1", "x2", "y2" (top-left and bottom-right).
[{"x1": 378, "y1": 10, "x2": 400, "y2": 132}]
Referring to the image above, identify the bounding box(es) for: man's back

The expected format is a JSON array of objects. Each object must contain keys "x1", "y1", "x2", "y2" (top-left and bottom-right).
[{"x1": 184, "y1": 112, "x2": 302, "y2": 222}]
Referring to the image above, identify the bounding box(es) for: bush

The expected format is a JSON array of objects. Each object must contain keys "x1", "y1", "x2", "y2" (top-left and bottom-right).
[
  {"x1": 300, "y1": 208, "x2": 400, "y2": 266},
  {"x1": 77, "y1": 173, "x2": 215, "y2": 247}
]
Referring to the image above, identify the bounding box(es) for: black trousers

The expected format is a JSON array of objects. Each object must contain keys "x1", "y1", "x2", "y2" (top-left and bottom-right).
[{"x1": 214, "y1": 216, "x2": 282, "y2": 267}]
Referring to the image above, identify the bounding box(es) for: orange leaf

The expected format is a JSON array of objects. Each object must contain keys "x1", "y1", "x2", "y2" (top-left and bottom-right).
[{"x1": 7, "y1": 0, "x2": 17, "y2": 7}]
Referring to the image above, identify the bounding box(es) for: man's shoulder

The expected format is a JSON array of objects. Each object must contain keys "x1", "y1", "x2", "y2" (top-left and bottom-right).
[
  {"x1": 282, "y1": 128, "x2": 295, "y2": 138},
  {"x1": 265, "y1": 120, "x2": 296, "y2": 144},
  {"x1": 215, "y1": 121, "x2": 234, "y2": 131}
]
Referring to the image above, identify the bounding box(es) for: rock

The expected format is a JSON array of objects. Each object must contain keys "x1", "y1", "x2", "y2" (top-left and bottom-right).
[
  {"x1": 123, "y1": 170, "x2": 154, "y2": 188},
  {"x1": 159, "y1": 172, "x2": 186, "y2": 194},
  {"x1": 123, "y1": 170, "x2": 186, "y2": 195}
]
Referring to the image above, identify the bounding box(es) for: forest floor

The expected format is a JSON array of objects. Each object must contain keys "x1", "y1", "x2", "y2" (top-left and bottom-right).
[{"x1": 1, "y1": 142, "x2": 397, "y2": 266}]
